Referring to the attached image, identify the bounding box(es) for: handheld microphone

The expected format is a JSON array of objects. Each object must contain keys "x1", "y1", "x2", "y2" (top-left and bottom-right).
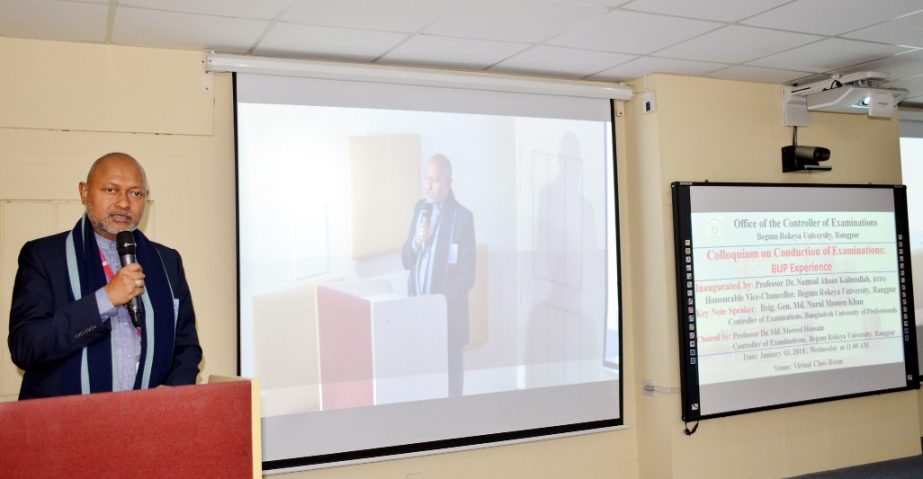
[
  {"x1": 116, "y1": 231, "x2": 143, "y2": 328},
  {"x1": 419, "y1": 203, "x2": 433, "y2": 248}
]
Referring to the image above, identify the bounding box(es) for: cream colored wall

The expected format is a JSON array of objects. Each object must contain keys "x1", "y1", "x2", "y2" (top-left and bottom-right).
[
  {"x1": 0, "y1": 37, "x2": 641, "y2": 478},
  {"x1": 627, "y1": 73, "x2": 921, "y2": 479}
]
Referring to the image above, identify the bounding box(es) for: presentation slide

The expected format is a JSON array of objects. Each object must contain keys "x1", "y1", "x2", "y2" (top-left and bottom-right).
[
  {"x1": 236, "y1": 73, "x2": 622, "y2": 468},
  {"x1": 673, "y1": 183, "x2": 917, "y2": 419},
  {"x1": 898, "y1": 137, "x2": 923, "y2": 375}
]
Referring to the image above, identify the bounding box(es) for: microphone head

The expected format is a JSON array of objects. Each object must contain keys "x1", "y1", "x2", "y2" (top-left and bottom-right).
[{"x1": 116, "y1": 231, "x2": 137, "y2": 256}]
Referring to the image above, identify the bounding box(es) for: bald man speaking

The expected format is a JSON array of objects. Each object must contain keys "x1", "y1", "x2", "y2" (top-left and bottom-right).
[
  {"x1": 401, "y1": 154, "x2": 476, "y2": 397},
  {"x1": 8, "y1": 152, "x2": 202, "y2": 399}
]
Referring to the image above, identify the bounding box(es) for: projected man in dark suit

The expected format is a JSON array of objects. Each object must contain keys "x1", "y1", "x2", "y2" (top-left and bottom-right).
[{"x1": 402, "y1": 154, "x2": 476, "y2": 397}]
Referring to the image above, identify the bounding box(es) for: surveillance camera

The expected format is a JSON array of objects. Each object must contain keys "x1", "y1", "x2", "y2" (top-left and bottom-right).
[
  {"x1": 782, "y1": 145, "x2": 831, "y2": 172},
  {"x1": 792, "y1": 146, "x2": 830, "y2": 162}
]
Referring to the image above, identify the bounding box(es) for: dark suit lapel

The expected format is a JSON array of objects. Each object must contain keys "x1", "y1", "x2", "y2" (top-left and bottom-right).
[{"x1": 431, "y1": 199, "x2": 457, "y2": 292}]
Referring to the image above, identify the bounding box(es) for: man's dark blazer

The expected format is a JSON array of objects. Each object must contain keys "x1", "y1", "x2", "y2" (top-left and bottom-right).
[
  {"x1": 8, "y1": 230, "x2": 202, "y2": 399},
  {"x1": 401, "y1": 191, "x2": 476, "y2": 346}
]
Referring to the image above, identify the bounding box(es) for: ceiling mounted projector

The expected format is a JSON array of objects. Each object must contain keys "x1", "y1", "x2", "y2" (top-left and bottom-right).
[
  {"x1": 805, "y1": 84, "x2": 907, "y2": 115},
  {"x1": 782, "y1": 71, "x2": 908, "y2": 126}
]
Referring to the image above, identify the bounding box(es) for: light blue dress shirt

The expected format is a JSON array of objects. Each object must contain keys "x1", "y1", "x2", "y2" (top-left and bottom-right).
[{"x1": 93, "y1": 233, "x2": 142, "y2": 392}]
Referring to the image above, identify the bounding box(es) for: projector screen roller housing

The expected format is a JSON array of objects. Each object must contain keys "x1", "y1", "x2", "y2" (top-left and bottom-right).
[
  {"x1": 672, "y1": 182, "x2": 918, "y2": 421},
  {"x1": 236, "y1": 73, "x2": 623, "y2": 469}
]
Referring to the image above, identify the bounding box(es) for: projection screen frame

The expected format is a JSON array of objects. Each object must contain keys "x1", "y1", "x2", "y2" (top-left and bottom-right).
[
  {"x1": 233, "y1": 70, "x2": 626, "y2": 470},
  {"x1": 206, "y1": 51, "x2": 633, "y2": 101},
  {"x1": 671, "y1": 181, "x2": 919, "y2": 422}
]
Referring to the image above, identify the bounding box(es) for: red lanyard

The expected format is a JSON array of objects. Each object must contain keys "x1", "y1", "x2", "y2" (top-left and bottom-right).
[
  {"x1": 98, "y1": 247, "x2": 142, "y2": 337},
  {"x1": 98, "y1": 247, "x2": 116, "y2": 281}
]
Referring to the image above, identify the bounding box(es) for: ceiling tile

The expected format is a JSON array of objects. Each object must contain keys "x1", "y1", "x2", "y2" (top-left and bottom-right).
[
  {"x1": 589, "y1": 56, "x2": 725, "y2": 81},
  {"x1": 423, "y1": 0, "x2": 608, "y2": 43},
  {"x1": 113, "y1": 7, "x2": 267, "y2": 51},
  {"x1": 655, "y1": 25, "x2": 821, "y2": 63},
  {"x1": 548, "y1": 10, "x2": 722, "y2": 54},
  {"x1": 622, "y1": 0, "x2": 791, "y2": 22},
  {"x1": 283, "y1": 0, "x2": 464, "y2": 32},
  {"x1": 565, "y1": 0, "x2": 631, "y2": 6},
  {"x1": 378, "y1": 34, "x2": 528, "y2": 69},
  {"x1": 845, "y1": 50, "x2": 923, "y2": 81},
  {"x1": 742, "y1": 0, "x2": 923, "y2": 36},
  {"x1": 255, "y1": 23, "x2": 409, "y2": 62},
  {"x1": 708, "y1": 65, "x2": 811, "y2": 84},
  {"x1": 490, "y1": 45, "x2": 636, "y2": 78},
  {"x1": 885, "y1": 73, "x2": 923, "y2": 93},
  {"x1": 0, "y1": 0, "x2": 108, "y2": 43},
  {"x1": 1, "y1": 0, "x2": 922, "y2": 101},
  {"x1": 843, "y1": 11, "x2": 923, "y2": 48},
  {"x1": 117, "y1": 0, "x2": 291, "y2": 20},
  {"x1": 747, "y1": 38, "x2": 912, "y2": 73}
]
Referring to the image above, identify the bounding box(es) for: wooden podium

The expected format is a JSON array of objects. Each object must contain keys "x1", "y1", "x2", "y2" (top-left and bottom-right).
[{"x1": 0, "y1": 377, "x2": 261, "y2": 478}]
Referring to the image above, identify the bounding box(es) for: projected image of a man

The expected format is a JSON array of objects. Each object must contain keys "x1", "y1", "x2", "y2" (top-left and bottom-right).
[
  {"x1": 402, "y1": 154, "x2": 476, "y2": 397},
  {"x1": 423, "y1": 156, "x2": 452, "y2": 204}
]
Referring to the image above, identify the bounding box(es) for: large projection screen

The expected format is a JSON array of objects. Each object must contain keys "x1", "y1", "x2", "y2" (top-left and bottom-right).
[
  {"x1": 672, "y1": 182, "x2": 918, "y2": 421},
  {"x1": 236, "y1": 73, "x2": 622, "y2": 469}
]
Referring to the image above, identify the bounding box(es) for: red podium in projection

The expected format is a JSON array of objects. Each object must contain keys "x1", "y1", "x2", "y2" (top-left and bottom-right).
[
  {"x1": 0, "y1": 380, "x2": 260, "y2": 479},
  {"x1": 316, "y1": 281, "x2": 449, "y2": 410}
]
